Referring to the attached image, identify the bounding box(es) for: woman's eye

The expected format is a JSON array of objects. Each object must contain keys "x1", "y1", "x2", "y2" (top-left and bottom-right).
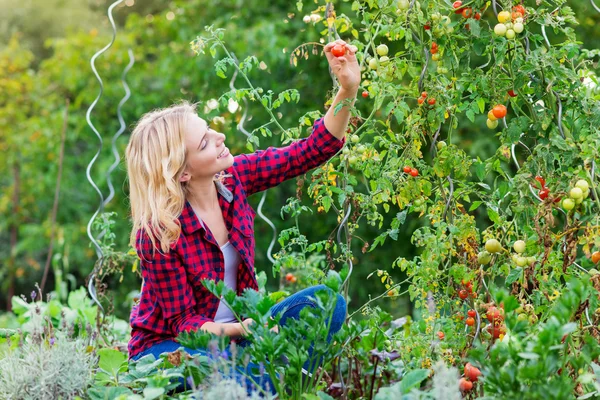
[{"x1": 201, "y1": 140, "x2": 207, "y2": 149}]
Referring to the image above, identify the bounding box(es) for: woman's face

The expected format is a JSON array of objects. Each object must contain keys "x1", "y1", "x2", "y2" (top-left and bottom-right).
[{"x1": 180, "y1": 114, "x2": 233, "y2": 182}]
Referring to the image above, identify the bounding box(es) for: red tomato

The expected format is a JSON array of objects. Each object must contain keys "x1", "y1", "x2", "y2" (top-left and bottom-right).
[
  {"x1": 403, "y1": 166, "x2": 412, "y2": 173},
  {"x1": 508, "y1": 89, "x2": 517, "y2": 97},
  {"x1": 462, "y1": 7, "x2": 473, "y2": 18},
  {"x1": 459, "y1": 378, "x2": 473, "y2": 392},
  {"x1": 467, "y1": 309, "x2": 476, "y2": 318},
  {"x1": 362, "y1": 91, "x2": 369, "y2": 98},
  {"x1": 428, "y1": 98, "x2": 436, "y2": 105},
  {"x1": 459, "y1": 289, "x2": 469, "y2": 300},
  {"x1": 418, "y1": 97, "x2": 425, "y2": 105},
  {"x1": 421, "y1": 91, "x2": 428, "y2": 98},
  {"x1": 513, "y1": 4, "x2": 526, "y2": 17},
  {"x1": 487, "y1": 306, "x2": 504, "y2": 323},
  {"x1": 492, "y1": 104, "x2": 507, "y2": 119},
  {"x1": 285, "y1": 273, "x2": 295, "y2": 281},
  {"x1": 437, "y1": 331, "x2": 445, "y2": 340},
  {"x1": 487, "y1": 323, "x2": 506, "y2": 339},
  {"x1": 592, "y1": 251, "x2": 600, "y2": 264},
  {"x1": 331, "y1": 44, "x2": 346, "y2": 57},
  {"x1": 466, "y1": 317, "x2": 475, "y2": 326},
  {"x1": 410, "y1": 168, "x2": 419, "y2": 177},
  {"x1": 424, "y1": 24, "x2": 431, "y2": 30},
  {"x1": 464, "y1": 363, "x2": 482, "y2": 382},
  {"x1": 539, "y1": 188, "x2": 550, "y2": 200},
  {"x1": 431, "y1": 42, "x2": 438, "y2": 54},
  {"x1": 474, "y1": 12, "x2": 481, "y2": 20}
]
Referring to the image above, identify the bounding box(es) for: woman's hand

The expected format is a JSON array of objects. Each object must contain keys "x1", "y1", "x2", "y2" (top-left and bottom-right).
[
  {"x1": 324, "y1": 39, "x2": 361, "y2": 93},
  {"x1": 240, "y1": 318, "x2": 279, "y2": 336}
]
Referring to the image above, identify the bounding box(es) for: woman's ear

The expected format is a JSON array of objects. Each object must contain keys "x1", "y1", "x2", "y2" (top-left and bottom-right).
[{"x1": 179, "y1": 171, "x2": 191, "y2": 183}]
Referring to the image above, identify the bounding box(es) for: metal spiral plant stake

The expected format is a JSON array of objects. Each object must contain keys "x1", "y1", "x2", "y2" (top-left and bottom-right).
[
  {"x1": 85, "y1": 0, "x2": 124, "y2": 332},
  {"x1": 228, "y1": 53, "x2": 278, "y2": 265},
  {"x1": 103, "y1": 49, "x2": 134, "y2": 210}
]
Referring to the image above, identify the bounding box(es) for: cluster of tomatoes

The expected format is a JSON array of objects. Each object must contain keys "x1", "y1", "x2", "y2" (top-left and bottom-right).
[
  {"x1": 486, "y1": 104, "x2": 507, "y2": 129},
  {"x1": 493, "y1": 5, "x2": 527, "y2": 39},
  {"x1": 459, "y1": 362, "x2": 482, "y2": 392},
  {"x1": 458, "y1": 280, "x2": 475, "y2": 301},
  {"x1": 285, "y1": 272, "x2": 297, "y2": 284},
  {"x1": 452, "y1": 1, "x2": 481, "y2": 20},
  {"x1": 417, "y1": 91, "x2": 436, "y2": 105},
  {"x1": 403, "y1": 165, "x2": 419, "y2": 177},
  {"x1": 485, "y1": 304, "x2": 506, "y2": 339}
]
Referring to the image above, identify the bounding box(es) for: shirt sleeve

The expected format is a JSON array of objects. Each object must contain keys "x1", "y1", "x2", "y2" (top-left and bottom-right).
[
  {"x1": 232, "y1": 117, "x2": 346, "y2": 196},
  {"x1": 136, "y1": 230, "x2": 211, "y2": 335}
]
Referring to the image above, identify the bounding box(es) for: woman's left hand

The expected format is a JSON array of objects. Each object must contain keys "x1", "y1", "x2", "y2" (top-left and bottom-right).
[{"x1": 324, "y1": 39, "x2": 361, "y2": 93}]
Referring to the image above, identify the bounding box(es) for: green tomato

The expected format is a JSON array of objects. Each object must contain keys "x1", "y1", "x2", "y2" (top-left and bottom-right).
[
  {"x1": 569, "y1": 187, "x2": 583, "y2": 199},
  {"x1": 505, "y1": 29, "x2": 516, "y2": 39},
  {"x1": 513, "y1": 240, "x2": 526, "y2": 254},
  {"x1": 517, "y1": 313, "x2": 528, "y2": 322},
  {"x1": 516, "y1": 256, "x2": 527, "y2": 267},
  {"x1": 350, "y1": 134, "x2": 360, "y2": 143},
  {"x1": 376, "y1": 44, "x2": 389, "y2": 56},
  {"x1": 368, "y1": 58, "x2": 379, "y2": 70},
  {"x1": 513, "y1": 22, "x2": 524, "y2": 34},
  {"x1": 397, "y1": 0, "x2": 410, "y2": 9},
  {"x1": 437, "y1": 141, "x2": 447, "y2": 150},
  {"x1": 477, "y1": 251, "x2": 492, "y2": 265},
  {"x1": 575, "y1": 180, "x2": 589, "y2": 192},
  {"x1": 562, "y1": 198, "x2": 575, "y2": 211},
  {"x1": 487, "y1": 119, "x2": 499, "y2": 129},
  {"x1": 583, "y1": 188, "x2": 590, "y2": 199},
  {"x1": 379, "y1": 56, "x2": 390, "y2": 65},
  {"x1": 494, "y1": 23, "x2": 507, "y2": 36},
  {"x1": 485, "y1": 239, "x2": 502, "y2": 253}
]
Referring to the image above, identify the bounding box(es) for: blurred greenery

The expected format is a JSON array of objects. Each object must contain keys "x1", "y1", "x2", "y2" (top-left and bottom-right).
[{"x1": 0, "y1": 0, "x2": 598, "y2": 324}]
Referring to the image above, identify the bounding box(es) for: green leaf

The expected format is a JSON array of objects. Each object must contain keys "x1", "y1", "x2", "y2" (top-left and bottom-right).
[
  {"x1": 399, "y1": 369, "x2": 430, "y2": 393},
  {"x1": 97, "y1": 348, "x2": 127, "y2": 377},
  {"x1": 143, "y1": 387, "x2": 165, "y2": 400},
  {"x1": 506, "y1": 267, "x2": 522, "y2": 285}
]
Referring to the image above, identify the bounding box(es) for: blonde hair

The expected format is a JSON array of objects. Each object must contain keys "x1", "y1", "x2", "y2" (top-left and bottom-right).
[{"x1": 125, "y1": 100, "x2": 202, "y2": 255}]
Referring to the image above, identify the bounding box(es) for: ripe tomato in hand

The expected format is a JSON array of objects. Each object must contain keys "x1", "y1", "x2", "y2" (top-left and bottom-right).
[{"x1": 331, "y1": 44, "x2": 346, "y2": 57}]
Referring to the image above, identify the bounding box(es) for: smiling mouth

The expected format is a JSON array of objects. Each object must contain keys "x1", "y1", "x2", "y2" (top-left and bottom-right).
[{"x1": 217, "y1": 147, "x2": 229, "y2": 159}]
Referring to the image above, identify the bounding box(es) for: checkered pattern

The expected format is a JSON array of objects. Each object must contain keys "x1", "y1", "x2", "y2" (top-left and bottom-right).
[{"x1": 128, "y1": 117, "x2": 345, "y2": 359}]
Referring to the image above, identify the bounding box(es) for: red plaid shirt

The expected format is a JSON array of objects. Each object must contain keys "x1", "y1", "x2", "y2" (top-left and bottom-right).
[{"x1": 128, "y1": 117, "x2": 345, "y2": 359}]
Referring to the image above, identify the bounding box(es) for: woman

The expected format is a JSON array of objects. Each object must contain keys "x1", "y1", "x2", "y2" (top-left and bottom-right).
[{"x1": 125, "y1": 39, "x2": 360, "y2": 394}]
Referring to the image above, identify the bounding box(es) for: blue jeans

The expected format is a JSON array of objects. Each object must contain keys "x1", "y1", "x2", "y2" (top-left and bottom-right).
[{"x1": 130, "y1": 285, "x2": 346, "y2": 396}]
